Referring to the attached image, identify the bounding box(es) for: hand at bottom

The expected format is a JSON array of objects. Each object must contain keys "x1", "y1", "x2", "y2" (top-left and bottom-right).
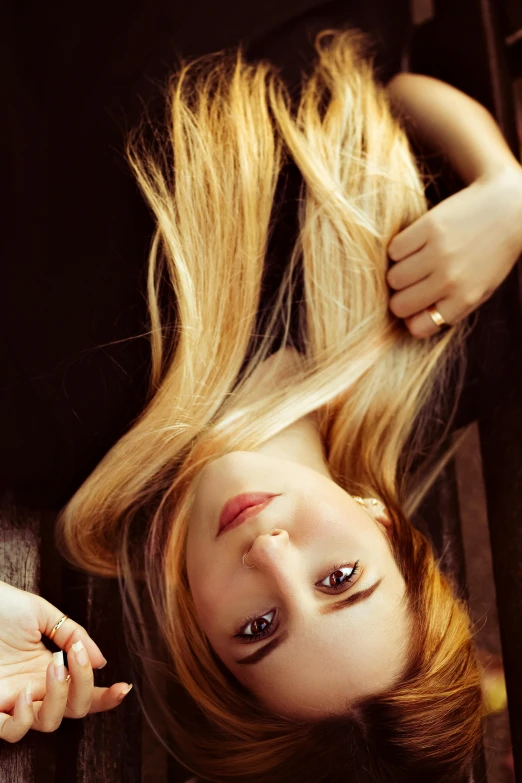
[{"x1": 0, "y1": 580, "x2": 133, "y2": 743}]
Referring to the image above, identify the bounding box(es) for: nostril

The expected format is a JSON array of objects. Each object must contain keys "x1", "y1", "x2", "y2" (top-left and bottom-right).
[{"x1": 270, "y1": 529, "x2": 283, "y2": 536}]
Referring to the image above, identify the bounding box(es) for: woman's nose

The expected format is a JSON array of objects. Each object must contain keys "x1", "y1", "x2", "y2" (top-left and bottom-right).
[{"x1": 244, "y1": 528, "x2": 290, "y2": 570}]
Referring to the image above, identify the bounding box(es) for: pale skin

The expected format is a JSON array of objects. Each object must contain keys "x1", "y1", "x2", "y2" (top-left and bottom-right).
[
  {"x1": 185, "y1": 78, "x2": 522, "y2": 712},
  {"x1": 185, "y1": 86, "x2": 522, "y2": 721},
  {"x1": 2, "y1": 73, "x2": 521, "y2": 740},
  {"x1": 0, "y1": 581, "x2": 132, "y2": 743},
  {"x1": 186, "y1": 349, "x2": 411, "y2": 718},
  {"x1": 384, "y1": 73, "x2": 522, "y2": 340}
]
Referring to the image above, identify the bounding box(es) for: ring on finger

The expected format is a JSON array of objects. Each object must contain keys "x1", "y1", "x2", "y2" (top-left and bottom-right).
[
  {"x1": 49, "y1": 615, "x2": 69, "y2": 641},
  {"x1": 426, "y1": 304, "x2": 449, "y2": 329}
]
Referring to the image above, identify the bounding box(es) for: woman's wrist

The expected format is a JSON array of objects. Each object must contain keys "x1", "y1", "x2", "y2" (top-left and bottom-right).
[
  {"x1": 480, "y1": 161, "x2": 522, "y2": 211},
  {"x1": 477, "y1": 160, "x2": 522, "y2": 186},
  {"x1": 477, "y1": 163, "x2": 522, "y2": 259}
]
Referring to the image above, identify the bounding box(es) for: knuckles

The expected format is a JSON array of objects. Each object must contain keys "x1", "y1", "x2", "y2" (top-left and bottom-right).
[
  {"x1": 386, "y1": 268, "x2": 399, "y2": 289},
  {"x1": 462, "y1": 287, "x2": 483, "y2": 309},
  {"x1": 426, "y1": 215, "x2": 447, "y2": 243},
  {"x1": 69, "y1": 706, "x2": 90, "y2": 719},
  {"x1": 389, "y1": 296, "x2": 407, "y2": 319},
  {"x1": 68, "y1": 702, "x2": 92, "y2": 720},
  {"x1": 440, "y1": 271, "x2": 459, "y2": 295},
  {"x1": 40, "y1": 715, "x2": 64, "y2": 733},
  {"x1": 407, "y1": 320, "x2": 429, "y2": 340}
]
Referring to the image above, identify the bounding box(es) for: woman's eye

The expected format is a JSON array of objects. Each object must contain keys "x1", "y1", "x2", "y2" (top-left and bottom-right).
[
  {"x1": 317, "y1": 561, "x2": 360, "y2": 590},
  {"x1": 234, "y1": 561, "x2": 360, "y2": 642},
  {"x1": 234, "y1": 610, "x2": 276, "y2": 642}
]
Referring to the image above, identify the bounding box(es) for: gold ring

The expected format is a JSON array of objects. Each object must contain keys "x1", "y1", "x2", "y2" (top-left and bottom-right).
[
  {"x1": 426, "y1": 305, "x2": 447, "y2": 329},
  {"x1": 49, "y1": 614, "x2": 68, "y2": 641}
]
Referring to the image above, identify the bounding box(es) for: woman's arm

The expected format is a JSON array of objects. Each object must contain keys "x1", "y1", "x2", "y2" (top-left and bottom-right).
[
  {"x1": 386, "y1": 72, "x2": 522, "y2": 186},
  {"x1": 382, "y1": 72, "x2": 522, "y2": 339}
]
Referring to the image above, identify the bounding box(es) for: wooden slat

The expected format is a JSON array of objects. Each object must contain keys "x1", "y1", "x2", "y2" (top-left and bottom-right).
[
  {"x1": 412, "y1": 457, "x2": 468, "y2": 590},
  {"x1": 168, "y1": 751, "x2": 194, "y2": 783},
  {"x1": 80, "y1": 575, "x2": 142, "y2": 783},
  {"x1": 478, "y1": 309, "x2": 522, "y2": 782},
  {"x1": 411, "y1": 455, "x2": 488, "y2": 782},
  {"x1": 0, "y1": 493, "x2": 40, "y2": 781},
  {"x1": 411, "y1": 2, "x2": 522, "y2": 776},
  {"x1": 455, "y1": 422, "x2": 515, "y2": 783},
  {"x1": 412, "y1": 0, "x2": 435, "y2": 26},
  {"x1": 141, "y1": 671, "x2": 168, "y2": 783},
  {"x1": 51, "y1": 566, "x2": 142, "y2": 783}
]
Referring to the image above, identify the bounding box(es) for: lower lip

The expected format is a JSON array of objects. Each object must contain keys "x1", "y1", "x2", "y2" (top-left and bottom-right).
[{"x1": 218, "y1": 492, "x2": 279, "y2": 536}]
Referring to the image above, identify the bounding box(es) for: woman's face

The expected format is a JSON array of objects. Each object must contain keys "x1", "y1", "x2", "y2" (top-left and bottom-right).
[{"x1": 186, "y1": 450, "x2": 411, "y2": 718}]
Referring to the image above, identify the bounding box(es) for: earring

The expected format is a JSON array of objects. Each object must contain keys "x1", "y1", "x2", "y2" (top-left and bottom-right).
[
  {"x1": 352, "y1": 495, "x2": 383, "y2": 508},
  {"x1": 353, "y1": 495, "x2": 382, "y2": 510}
]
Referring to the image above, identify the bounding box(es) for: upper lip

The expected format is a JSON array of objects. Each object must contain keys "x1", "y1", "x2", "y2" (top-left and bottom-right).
[{"x1": 217, "y1": 492, "x2": 279, "y2": 537}]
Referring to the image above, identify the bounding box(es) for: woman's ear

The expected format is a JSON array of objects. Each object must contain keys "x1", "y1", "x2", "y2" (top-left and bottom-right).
[{"x1": 363, "y1": 498, "x2": 392, "y2": 529}]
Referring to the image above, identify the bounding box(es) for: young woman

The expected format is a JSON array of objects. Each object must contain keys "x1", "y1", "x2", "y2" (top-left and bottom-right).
[{"x1": 2, "y1": 17, "x2": 522, "y2": 783}]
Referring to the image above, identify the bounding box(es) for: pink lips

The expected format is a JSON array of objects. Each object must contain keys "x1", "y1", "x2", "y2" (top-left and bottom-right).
[{"x1": 217, "y1": 492, "x2": 279, "y2": 536}]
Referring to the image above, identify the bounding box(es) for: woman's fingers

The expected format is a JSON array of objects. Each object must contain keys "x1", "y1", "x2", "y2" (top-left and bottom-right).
[
  {"x1": 65, "y1": 627, "x2": 107, "y2": 672},
  {"x1": 386, "y1": 249, "x2": 432, "y2": 291},
  {"x1": 387, "y1": 217, "x2": 428, "y2": 263},
  {"x1": 38, "y1": 599, "x2": 107, "y2": 670},
  {"x1": 28, "y1": 646, "x2": 133, "y2": 725},
  {"x1": 86, "y1": 683, "x2": 133, "y2": 714},
  {"x1": 31, "y1": 655, "x2": 71, "y2": 733},
  {"x1": 0, "y1": 653, "x2": 133, "y2": 742},
  {"x1": 0, "y1": 683, "x2": 36, "y2": 743},
  {"x1": 389, "y1": 274, "x2": 447, "y2": 321},
  {"x1": 30, "y1": 683, "x2": 133, "y2": 722},
  {"x1": 58, "y1": 640, "x2": 132, "y2": 718},
  {"x1": 63, "y1": 641, "x2": 94, "y2": 718}
]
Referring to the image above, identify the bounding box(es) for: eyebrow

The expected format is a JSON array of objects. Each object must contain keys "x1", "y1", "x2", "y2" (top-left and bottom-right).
[{"x1": 234, "y1": 577, "x2": 384, "y2": 666}]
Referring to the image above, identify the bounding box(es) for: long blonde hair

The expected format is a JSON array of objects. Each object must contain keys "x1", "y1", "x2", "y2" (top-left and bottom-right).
[{"x1": 56, "y1": 27, "x2": 487, "y2": 782}]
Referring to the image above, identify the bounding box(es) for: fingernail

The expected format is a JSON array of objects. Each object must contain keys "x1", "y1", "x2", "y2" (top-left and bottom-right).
[
  {"x1": 25, "y1": 681, "x2": 34, "y2": 706},
  {"x1": 72, "y1": 640, "x2": 89, "y2": 666},
  {"x1": 53, "y1": 650, "x2": 65, "y2": 681},
  {"x1": 97, "y1": 658, "x2": 108, "y2": 670},
  {"x1": 118, "y1": 683, "x2": 133, "y2": 702}
]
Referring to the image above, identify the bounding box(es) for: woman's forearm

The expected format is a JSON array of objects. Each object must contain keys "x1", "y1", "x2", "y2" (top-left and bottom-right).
[{"x1": 386, "y1": 72, "x2": 522, "y2": 185}]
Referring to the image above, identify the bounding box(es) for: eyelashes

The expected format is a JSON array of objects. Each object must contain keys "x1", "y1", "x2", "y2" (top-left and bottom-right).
[
  {"x1": 234, "y1": 561, "x2": 361, "y2": 643},
  {"x1": 233, "y1": 610, "x2": 275, "y2": 643},
  {"x1": 316, "y1": 561, "x2": 360, "y2": 590}
]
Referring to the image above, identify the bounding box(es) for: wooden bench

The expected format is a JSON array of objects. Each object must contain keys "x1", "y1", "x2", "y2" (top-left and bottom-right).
[
  {"x1": 1, "y1": 0, "x2": 521, "y2": 780},
  {"x1": 410, "y1": 1, "x2": 522, "y2": 780}
]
